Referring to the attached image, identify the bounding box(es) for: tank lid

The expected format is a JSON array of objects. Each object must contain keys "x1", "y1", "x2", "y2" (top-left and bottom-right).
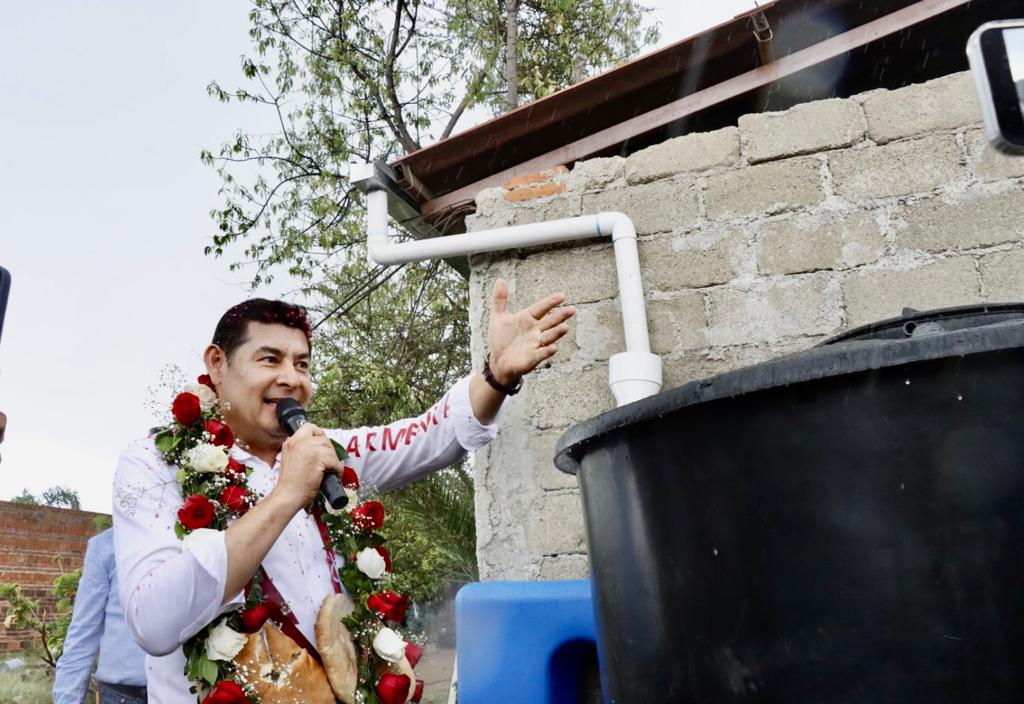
[{"x1": 555, "y1": 303, "x2": 1024, "y2": 474}]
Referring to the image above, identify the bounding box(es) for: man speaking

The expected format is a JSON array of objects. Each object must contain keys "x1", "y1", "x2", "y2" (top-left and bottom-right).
[{"x1": 112, "y1": 281, "x2": 573, "y2": 703}]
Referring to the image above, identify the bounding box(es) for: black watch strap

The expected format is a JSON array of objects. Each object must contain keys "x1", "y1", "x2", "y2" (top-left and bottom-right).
[{"x1": 483, "y1": 357, "x2": 522, "y2": 396}]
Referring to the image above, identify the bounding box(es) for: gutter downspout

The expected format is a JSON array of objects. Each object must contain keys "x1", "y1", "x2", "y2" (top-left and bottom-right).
[{"x1": 361, "y1": 186, "x2": 662, "y2": 407}]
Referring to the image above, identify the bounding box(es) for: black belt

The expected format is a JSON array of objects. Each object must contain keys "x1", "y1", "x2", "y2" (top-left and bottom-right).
[{"x1": 98, "y1": 681, "x2": 147, "y2": 699}]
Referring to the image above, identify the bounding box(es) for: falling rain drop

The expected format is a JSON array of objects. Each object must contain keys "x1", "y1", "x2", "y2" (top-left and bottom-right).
[
  {"x1": 712, "y1": 548, "x2": 719, "y2": 557},
  {"x1": 957, "y1": 394, "x2": 963, "y2": 401},
  {"x1": 904, "y1": 379, "x2": 911, "y2": 385}
]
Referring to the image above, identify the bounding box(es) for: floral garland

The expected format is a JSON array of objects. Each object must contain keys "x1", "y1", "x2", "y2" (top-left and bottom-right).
[{"x1": 155, "y1": 374, "x2": 423, "y2": 704}]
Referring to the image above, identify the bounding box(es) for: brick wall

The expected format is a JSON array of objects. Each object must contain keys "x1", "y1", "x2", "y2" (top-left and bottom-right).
[
  {"x1": 0, "y1": 501, "x2": 107, "y2": 653},
  {"x1": 466, "y1": 71, "x2": 1024, "y2": 580}
]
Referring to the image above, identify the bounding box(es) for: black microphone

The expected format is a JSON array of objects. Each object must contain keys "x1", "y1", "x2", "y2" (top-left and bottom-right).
[{"x1": 276, "y1": 399, "x2": 348, "y2": 511}]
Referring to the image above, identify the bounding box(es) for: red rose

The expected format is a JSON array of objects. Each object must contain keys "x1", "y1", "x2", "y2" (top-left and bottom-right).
[
  {"x1": 202, "y1": 680, "x2": 247, "y2": 704},
  {"x1": 405, "y1": 641, "x2": 424, "y2": 668},
  {"x1": 367, "y1": 590, "x2": 409, "y2": 623},
  {"x1": 205, "y1": 420, "x2": 234, "y2": 448},
  {"x1": 177, "y1": 494, "x2": 214, "y2": 530},
  {"x1": 375, "y1": 674, "x2": 410, "y2": 704},
  {"x1": 225, "y1": 458, "x2": 247, "y2": 483},
  {"x1": 172, "y1": 392, "x2": 202, "y2": 426},
  {"x1": 341, "y1": 466, "x2": 360, "y2": 489},
  {"x1": 239, "y1": 603, "x2": 272, "y2": 633},
  {"x1": 412, "y1": 679, "x2": 424, "y2": 703},
  {"x1": 197, "y1": 374, "x2": 217, "y2": 392},
  {"x1": 375, "y1": 546, "x2": 392, "y2": 573},
  {"x1": 350, "y1": 501, "x2": 384, "y2": 531},
  {"x1": 220, "y1": 485, "x2": 251, "y2": 514}
]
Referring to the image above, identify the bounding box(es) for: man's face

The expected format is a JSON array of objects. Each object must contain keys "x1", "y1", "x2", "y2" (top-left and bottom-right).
[{"x1": 208, "y1": 321, "x2": 312, "y2": 453}]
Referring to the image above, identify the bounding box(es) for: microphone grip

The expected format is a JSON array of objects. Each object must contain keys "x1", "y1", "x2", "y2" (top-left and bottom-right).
[{"x1": 321, "y1": 472, "x2": 348, "y2": 511}]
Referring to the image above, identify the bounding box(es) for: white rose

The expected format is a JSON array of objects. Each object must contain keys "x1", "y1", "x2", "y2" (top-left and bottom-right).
[
  {"x1": 186, "y1": 442, "x2": 228, "y2": 474},
  {"x1": 180, "y1": 528, "x2": 220, "y2": 553},
  {"x1": 355, "y1": 547, "x2": 387, "y2": 580},
  {"x1": 206, "y1": 618, "x2": 247, "y2": 661},
  {"x1": 372, "y1": 627, "x2": 407, "y2": 663},
  {"x1": 187, "y1": 382, "x2": 218, "y2": 412}
]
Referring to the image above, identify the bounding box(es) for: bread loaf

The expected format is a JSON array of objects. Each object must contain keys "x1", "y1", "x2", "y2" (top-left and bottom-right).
[
  {"x1": 315, "y1": 593, "x2": 359, "y2": 704},
  {"x1": 232, "y1": 622, "x2": 335, "y2": 704}
]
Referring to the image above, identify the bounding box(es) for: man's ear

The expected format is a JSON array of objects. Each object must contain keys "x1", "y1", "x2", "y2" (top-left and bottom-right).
[{"x1": 204, "y1": 344, "x2": 227, "y2": 386}]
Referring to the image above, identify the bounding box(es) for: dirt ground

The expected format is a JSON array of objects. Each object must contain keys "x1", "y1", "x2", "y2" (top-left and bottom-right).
[{"x1": 416, "y1": 642, "x2": 455, "y2": 703}]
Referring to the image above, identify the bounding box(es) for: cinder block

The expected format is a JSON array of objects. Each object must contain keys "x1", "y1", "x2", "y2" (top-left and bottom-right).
[
  {"x1": 705, "y1": 157, "x2": 822, "y2": 219},
  {"x1": 625, "y1": 126, "x2": 740, "y2": 184},
  {"x1": 641, "y1": 227, "x2": 748, "y2": 289},
  {"x1": 965, "y1": 129, "x2": 1024, "y2": 181},
  {"x1": 516, "y1": 244, "x2": 618, "y2": 306},
  {"x1": 739, "y1": 98, "x2": 866, "y2": 163},
  {"x1": 567, "y1": 156, "x2": 626, "y2": 192},
  {"x1": 759, "y1": 211, "x2": 885, "y2": 275},
  {"x1": 980, "y1": 247, "x2": 1024, "y2": 301},
  {"x1": 574, "y1": 299, "x2": 626, "y2": 361},
  {"x1": 830, "y1": 135, "x2": 966, "y2": 201},
  {"x1": 582, "y1": 178, "x2": 699, "y2": 235},
  {"x1": 862, "y1": 72, "x2": 981, "y2": 143},
  {"x1": 705, "y1": 273, "x2": 842, "y2": 346},
  {"x1": 575, "y1": 293, "x2": 706, "y2": 359},
  {"x1": 527, "y1": 491, "x2": 586, "y2": 555},
  {"x1": 896, "y1": 187, "x2": 1024, "y2": 253},
  {"x1": 528, "y1": 364, "x2": 615, "y2": 429},
  {"x1": 538, "y1": 554, "x2": 590, "y2": 580},
  {"x1": 646, "y1": 292, "x2": 708, "y2": 354},
  {"x1": 511, "y1": 192, "x2": 583, "y2": 225},
  {"x1": 473, "y1": 186, "x2": 511, "y2": 219},
  {"x1": 842, "y1": 257, "x2": 981, "y2": 327},
  {"x1": 530, "y1": 429, "x2": 578, "y2": 492}
]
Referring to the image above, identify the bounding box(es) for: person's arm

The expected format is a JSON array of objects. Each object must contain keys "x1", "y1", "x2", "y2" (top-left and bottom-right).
[
  {"x1": 222, "y1": 422, "x2": 341, "y2": 598},
  {"x1": 329, "y1": 280, "x2": 575, "y2": 494},
  {"x1": 113, "y1": 441, "x2": 242, "y2": 655},
  {"x1": 114, "y1": 427, "x2": 343, "y2": 654},
  {"x1": 52, "y1": 535, "x2": 108, "y2": 704}
]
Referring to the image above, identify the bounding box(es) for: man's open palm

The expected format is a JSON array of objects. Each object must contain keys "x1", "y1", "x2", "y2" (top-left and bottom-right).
[{"x1": 487, "y1": 279, "x2": 576, "y2": 384}]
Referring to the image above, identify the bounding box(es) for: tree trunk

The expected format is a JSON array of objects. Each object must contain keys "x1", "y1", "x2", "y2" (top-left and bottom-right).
[{"x1": 504, "y1": 0, "x2": 519, "y2": 112}]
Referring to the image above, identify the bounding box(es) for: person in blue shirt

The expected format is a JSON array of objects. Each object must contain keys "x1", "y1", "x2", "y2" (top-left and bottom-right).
[{"x1": 53, "y1": 528, "x2": 147, "y2": 704}]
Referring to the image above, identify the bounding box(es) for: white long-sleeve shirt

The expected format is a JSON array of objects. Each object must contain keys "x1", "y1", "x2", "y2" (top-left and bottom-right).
[{"x1": 112, "y1": 376, "x2": 496, "y2": 703}]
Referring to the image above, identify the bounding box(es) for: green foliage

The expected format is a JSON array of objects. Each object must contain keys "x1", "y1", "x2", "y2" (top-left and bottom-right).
[
  {"x1": 204, "y1": 0, "x2": 657, "y2": 604},
  {"x1": 381, "y1": 467, "x2": 478, "y2": 602},
  {"x1": 40, "y1": 486, "x2": 80, "y2": 510},
  {"x1": 0, "y1": 567, "x2": 81, "y2": 668},
  {"x1": 92, "y1": 515, "x2": 112, "y2": 533},
  {"x1": 0, "y1": 664, "x2": 53, "y2": 704},
  {"x1": 10, "y1": 486, "x2": 81, "y2": 510}
]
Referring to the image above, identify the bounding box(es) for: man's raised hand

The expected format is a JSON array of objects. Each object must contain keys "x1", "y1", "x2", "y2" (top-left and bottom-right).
[{"x1": 486, "y1": 278, "x2": 576, "y2": 386}]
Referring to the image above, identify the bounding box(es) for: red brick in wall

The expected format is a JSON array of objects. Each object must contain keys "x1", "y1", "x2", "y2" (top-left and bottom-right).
[{"x1": 0, "y1": 501, "x2": 109, "y2": 654}]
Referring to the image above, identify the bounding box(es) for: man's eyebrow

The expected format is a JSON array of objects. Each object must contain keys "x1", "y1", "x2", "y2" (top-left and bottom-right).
[
  {"x1": 253, "y1": 345, "x2": 309, "y2": 360},
  {"x1": 253, "y1": 346, "x2": 283, "y2": 357}
]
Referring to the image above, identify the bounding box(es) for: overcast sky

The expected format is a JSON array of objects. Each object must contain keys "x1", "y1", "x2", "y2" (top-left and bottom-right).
[{"x1": 0, "y1": 1, "x2": 758, "y2": 513}]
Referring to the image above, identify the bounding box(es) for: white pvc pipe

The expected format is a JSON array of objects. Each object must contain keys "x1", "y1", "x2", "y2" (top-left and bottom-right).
[{"x1": 365, "y1": 191, "x2": 662, "y2": 406}]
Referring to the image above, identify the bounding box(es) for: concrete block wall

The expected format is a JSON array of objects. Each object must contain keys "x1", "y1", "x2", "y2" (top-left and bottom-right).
[
  {"x1": 0, "y1": 502, "x2": 103, "y2": 653},
  {"x1": 465, "y1": 71, "x2": 1024, "y2": 581}
]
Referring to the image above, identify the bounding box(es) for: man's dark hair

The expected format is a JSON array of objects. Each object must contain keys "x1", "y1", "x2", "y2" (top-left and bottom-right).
[{"x1": 212, "y1": 298, "x2": 313, "y2": 360}]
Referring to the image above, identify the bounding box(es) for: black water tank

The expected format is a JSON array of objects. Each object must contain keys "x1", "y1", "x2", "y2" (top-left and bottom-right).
[{"x1": 555, "y1": 304, "x2": 1024, "y2": 704}]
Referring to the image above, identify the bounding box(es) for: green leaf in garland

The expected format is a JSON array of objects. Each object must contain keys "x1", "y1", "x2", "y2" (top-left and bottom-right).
[
  {"x1": 330, "y1": 438, "x2": 348, "y2": 461},
  {"x1": 198, "y1": 654, "x2": 219, "y2": 686},
  {"x1": 174, "y1": 522, "x2": 186, "y2": 540},
  {"x1": 155, "y1": 429, "x2": 181, "y2": 454}
]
